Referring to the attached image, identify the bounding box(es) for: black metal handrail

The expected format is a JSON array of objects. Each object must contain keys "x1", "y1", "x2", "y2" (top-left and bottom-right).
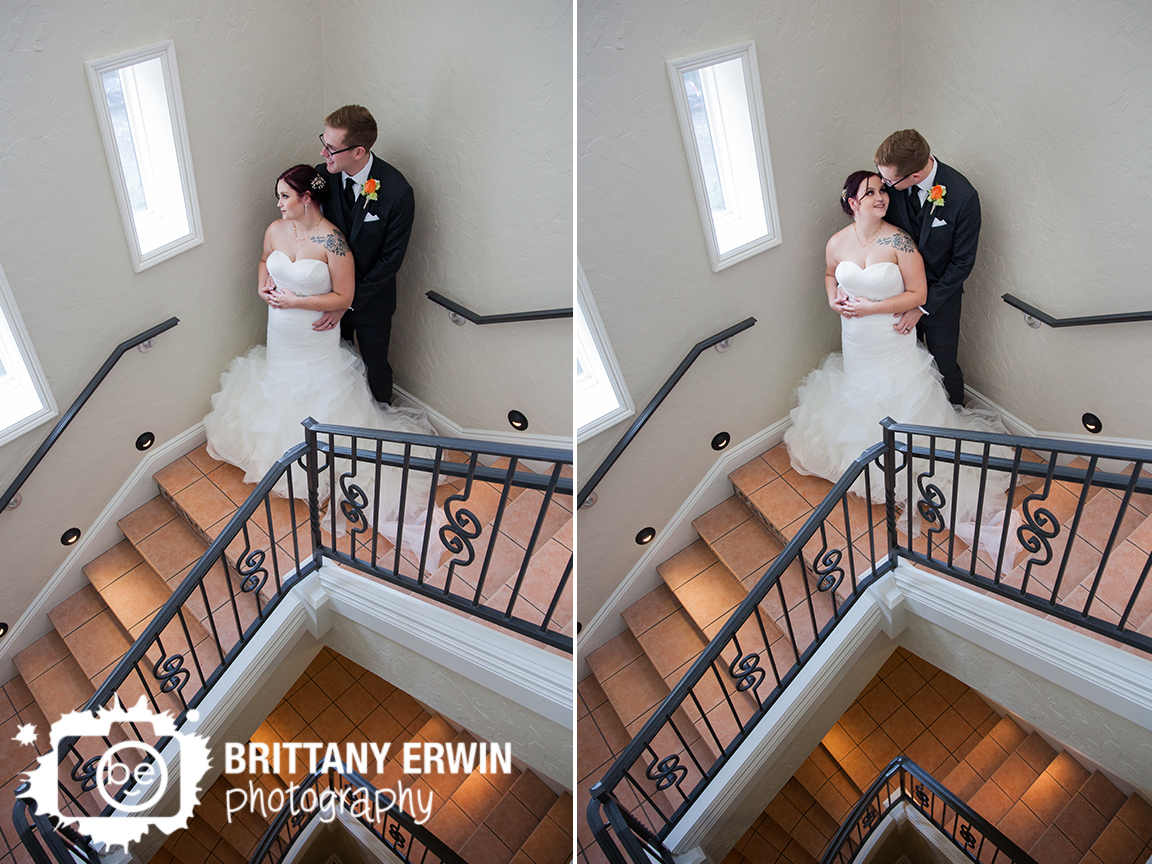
[
  {"x1": 304, "y1": 419, "x2": 574, "y2": 652},
  {"x1": 1, "y1": 317, "x2": 179, "y2": 513},
  {"x1": 591, "y1": 421, "x2": 1152, "y2": 861},
  {"x1": 1002, "y1": 294, "x2": 1152, "y2": 327},
  {"x1": 250, "y1": 761, "x2": 466, "y2": 864},
  {"x1": 577, "y1": 317, "x2": 756, "y2": 508},
  {"x1": 425, "y1": 290, "x2": 572, "y2": 324},
  {"x1": 589, "y1": 440, "x2": 894, "y2": 857},
  {"x1": 15, "y1": 424, "x2": 572, "y2": 864},
  {"x1": 821, "y1": 756, "x2": 1039, "y2": 864}
]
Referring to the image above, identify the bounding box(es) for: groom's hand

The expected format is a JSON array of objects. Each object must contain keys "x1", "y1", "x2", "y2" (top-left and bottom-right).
[
  {"x1": 313, "y1": 309, "x2": 346, "y2": 331},
  {"x1": 894, "y1": 308, "x2": 923, "y2": 335}
]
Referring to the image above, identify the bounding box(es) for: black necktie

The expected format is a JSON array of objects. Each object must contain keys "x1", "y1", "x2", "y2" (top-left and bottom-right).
[
  {"x1": 908, "y1": 186, "x2": 922, "y2": 217},
  {"x1": 344, "y1": 177, "x2": 356, "y2": 208}
]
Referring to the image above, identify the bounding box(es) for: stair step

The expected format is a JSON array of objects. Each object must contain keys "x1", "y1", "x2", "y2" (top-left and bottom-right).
[
  {"x1": 14, "y1": 632, "x2": 95, "y2": 724},
  {"x1": 47, "y1": 586, "x2": 134, "y2": 689}
]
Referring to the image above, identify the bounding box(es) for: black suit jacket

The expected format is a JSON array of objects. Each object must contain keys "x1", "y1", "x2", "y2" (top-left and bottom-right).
[
  {"x1": 316, "y1": 155, "x2": 415, "y2": 317},
  {"x1": 884, "y1": 159, "x2": 980, "y2": 318}
]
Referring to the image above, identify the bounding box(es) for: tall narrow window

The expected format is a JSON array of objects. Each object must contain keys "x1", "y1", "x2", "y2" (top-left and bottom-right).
[
  {"x1": 0, "y1": 262, "x2": 57, "y2": 446},
  {"x1": 576, "y1": 261, "x2": 634, "y2": 442},
  {"x1": 86, "y1": 41, "x2": 203, "y2": 271},
  {"x1": 668, "y1": 42, "x2": 781, "y2": 271}
]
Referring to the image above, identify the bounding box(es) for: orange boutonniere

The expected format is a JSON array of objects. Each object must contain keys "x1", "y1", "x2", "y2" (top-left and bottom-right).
[
  {"x1": 361, "y1": 178, "x2": 379, "y2": 209},
  {"x1": 927, "y1": 184, "x2": 946, "y2": 211}
]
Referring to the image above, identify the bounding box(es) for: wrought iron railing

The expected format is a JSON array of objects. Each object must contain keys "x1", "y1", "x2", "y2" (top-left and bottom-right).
[
  {"x1": 426, "y1": 290, "x2": 573, "y2": 324},
  {"x1": 1, "y1": 317, "x2": 179, "y2": 513},
  {"x1": 577, "y1": 317, "x2": 756, "y2": 508},
  {"x1": 821, "y1": 756, "x2": 1038, "y2": 864},
  {"x1": 250, "y1": 761, "x2": 466, "y2": 864},
  {"x1": 13, "y1": 422, "x2": 572, "y2": 864},
  {"x1": 1002, "y1": 293, "x2": 1152, "y2": 328},
  {"x1": 590, "y1": 420, "x2": 1152, "y2": 861}
]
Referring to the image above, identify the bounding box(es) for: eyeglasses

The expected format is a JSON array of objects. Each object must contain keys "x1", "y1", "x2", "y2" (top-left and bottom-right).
[
  {"x1": 877, "y1": 166, "x2": 915, "y2": 188},
  {"x1": 319, "y1": 134, "x2": 357, "y2": 157}
]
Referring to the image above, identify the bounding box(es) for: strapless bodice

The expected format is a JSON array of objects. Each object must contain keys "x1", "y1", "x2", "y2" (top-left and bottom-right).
[
  {"x1": 267, "y1": 250, "x2": 331, "y2": 296},
  {"x1": 835, "y1": 261, "x2": 903, "y2": 301}
]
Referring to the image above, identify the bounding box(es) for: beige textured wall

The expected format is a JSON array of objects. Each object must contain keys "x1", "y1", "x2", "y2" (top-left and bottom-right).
[
  {"x1": 0, "y1": 0, "x2": 322, "y2": 633},
  {"x1": 576, "y1": 0, "x2": 902, "y2": 624},
  {"x1": 321, "y1": 0, "x2": 573, "y2": 439},
  {"x1": 902, "y1": 0, "x2": 1152, "y2": 440}
]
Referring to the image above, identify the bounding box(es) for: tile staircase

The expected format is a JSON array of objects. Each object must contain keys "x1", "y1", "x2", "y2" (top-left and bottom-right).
[
  {"x1": 576, "y1": 442, "x2": 1152, "y2": 863},
  {"x1": 155, "y1": 648, "x2": 573, "y2": 864},
  {"x1": 0, "y1": 441, "x2": 573, "y2": 864},
  {"x1": 722, "y1": 649, "x2": 1152, "y2": 864}
]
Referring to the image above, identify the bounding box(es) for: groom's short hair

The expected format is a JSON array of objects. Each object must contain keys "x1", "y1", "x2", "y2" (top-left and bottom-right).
[
  {"x1": 325, "y1": 105, "x2": 378, "y2": 152},
  {"x1": 875, "y1": 129, "x2": 931, "y2": 177}
]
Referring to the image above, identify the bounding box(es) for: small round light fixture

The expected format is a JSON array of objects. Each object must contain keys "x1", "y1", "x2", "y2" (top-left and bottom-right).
[
  {"x1": 135, "y1": 432, "x2": 156, "y2": 451},
  {"x1": 576, "y1": 622, "x2": 583, "y2": 636},
  {"x1": 61, "y1": 527, "x2": 82, "y2": 546},
  {"x1": 1082, "y1": 413, "x2": 1103, "y2": 434},
  {"x1": 0, "y1": 622, "x2": 8, "y2": 639},
  {"x1": 711, "y1": 431, "x2": 731, "y2": 451},
  {"x1": 635, "y1": 527, "x2": 656, "y2": 545},
  {"x1": 508, "y1": 410, "x2": 529, "y2": 431}
]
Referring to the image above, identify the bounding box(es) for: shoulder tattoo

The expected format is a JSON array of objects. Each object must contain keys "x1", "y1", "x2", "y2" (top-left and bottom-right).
[
  {"x1": 311, "y1": 231, "x2": 348, "y2": 257},
  {"x1": 876, "y1": 230, "x2": 916, "y2": 253}
]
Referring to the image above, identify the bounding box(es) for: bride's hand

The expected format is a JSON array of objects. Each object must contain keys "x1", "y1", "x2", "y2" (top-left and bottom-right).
[{"x1": 842, "y1": 297, "x2": 873, "y2": 318}]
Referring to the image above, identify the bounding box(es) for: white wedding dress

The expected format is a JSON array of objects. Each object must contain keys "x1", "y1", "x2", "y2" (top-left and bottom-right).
[
  {"x1": 204, "y1": 250, "x2": 439, "y2": 547},
  {"x1": 785, "y1": 261, "x2": 1008, "y2": 524}
]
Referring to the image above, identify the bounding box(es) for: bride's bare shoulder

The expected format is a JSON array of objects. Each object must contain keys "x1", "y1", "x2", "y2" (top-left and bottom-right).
[
  {"x1": 310, "y1": 222, "x2": 350, "y2": 258},
  {"x1": 876, "y1": 226, "x2": 917, "y2": 254}
]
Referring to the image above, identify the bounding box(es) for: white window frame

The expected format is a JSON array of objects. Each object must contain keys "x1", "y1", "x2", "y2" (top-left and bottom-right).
[
  {"x1": 85, "y1": 41, "x2": 203, "y2": 272},
  {"x1": 0, "y1": 261, "x2": 57, "y2": 447},
  {"x1": 576, "y1": 260, "x2": 635, "y2": 442},
  {"x1": 667, "y1": 42, "x2": 782, "y2": 272}
]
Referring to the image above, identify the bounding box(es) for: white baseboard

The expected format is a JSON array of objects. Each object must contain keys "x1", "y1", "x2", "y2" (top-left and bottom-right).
[
  {"x1": 575, "y1": 418, "x2": 790, "y2": 678},
  {"x1": 394, "y1": 385, "x2": 573, "y2": 453},
  {"x1": 0, "y1": 424, "x2": 206, "y2": 682}
]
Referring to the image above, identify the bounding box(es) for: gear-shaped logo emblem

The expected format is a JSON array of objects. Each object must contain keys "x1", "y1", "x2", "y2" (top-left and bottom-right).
[{"x1": 19, "y1": 697, "x2": 211, "y2": 851}]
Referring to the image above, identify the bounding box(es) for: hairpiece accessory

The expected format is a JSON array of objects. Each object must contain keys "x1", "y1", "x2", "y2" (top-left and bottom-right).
[
  {"x1": 311, "y1": 175, "x2": 326, "y2": 190},
  {"x1": 840, "y1": 189, "x2": 848, "y2": 201}
]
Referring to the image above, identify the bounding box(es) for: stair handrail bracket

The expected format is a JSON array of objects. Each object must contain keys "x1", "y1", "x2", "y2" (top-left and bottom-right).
[
  {"x1": 16, "y1": 421, "x2": 572, "y2": 864},
  {"x1": 591, "y1": 417, "x2": 1152, "y2": 862}
]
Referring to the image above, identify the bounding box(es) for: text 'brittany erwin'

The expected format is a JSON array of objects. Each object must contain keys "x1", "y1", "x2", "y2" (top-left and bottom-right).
[{"x1": 224, "y1": 740, "x2": 514, "y2": 777}]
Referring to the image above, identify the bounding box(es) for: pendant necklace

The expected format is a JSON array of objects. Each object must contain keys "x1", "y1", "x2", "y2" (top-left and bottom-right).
[{"x1": 853, "y1": 221, "x2": 881, "y2": 252}]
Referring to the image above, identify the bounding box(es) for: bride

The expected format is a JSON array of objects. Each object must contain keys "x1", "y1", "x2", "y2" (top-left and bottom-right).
[
  {"x1": 204, "y1": 164, "x2": 438, "y2": 544},
  {"x1": 785, "y1": 171, "x2": 1007, "y2": 525}
]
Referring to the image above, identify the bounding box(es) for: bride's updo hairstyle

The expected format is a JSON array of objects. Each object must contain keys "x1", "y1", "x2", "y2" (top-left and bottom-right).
[
  {"x1": 840, "y1": 170, "x2": 882, "y2": 217},
  {"x1": 277, "y1": 164, "x2": 326, "y2": 207}
]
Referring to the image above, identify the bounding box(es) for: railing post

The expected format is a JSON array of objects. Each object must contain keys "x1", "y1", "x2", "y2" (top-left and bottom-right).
[
  {"x1": 304, "y1": 418, "x2": 323, "y2": 568},
  {"x1": 882, "y1": 418, "x2": 899, "y2": 567}
]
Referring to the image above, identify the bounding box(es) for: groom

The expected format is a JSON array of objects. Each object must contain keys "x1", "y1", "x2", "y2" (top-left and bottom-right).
[
  {"x1": 875, "y1": 129, "x2": 981, "y2": 406},
  {"x1": 313, "y1": 104, "x2": 415, "y2": 404}
]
